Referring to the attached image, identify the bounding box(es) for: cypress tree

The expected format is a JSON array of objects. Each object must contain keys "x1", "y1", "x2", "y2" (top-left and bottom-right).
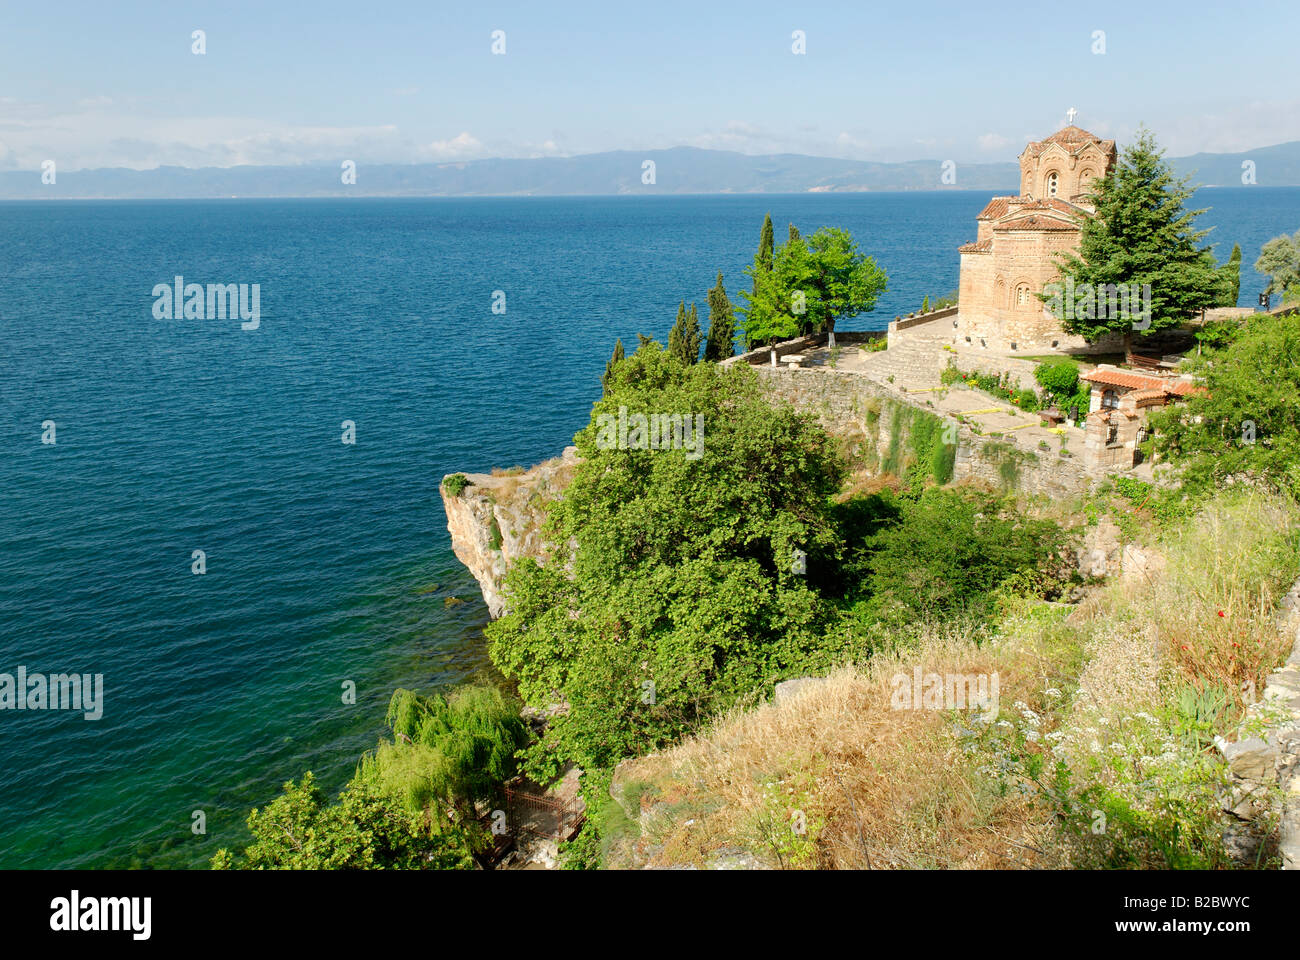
[
  {"x1": 704, "y1": 271, "x2": 736, "y2": 362},
  {"x1": 668, "y1": 301, "x2": 701, "y2": 364},
  {"x1": 1221, "y1": 243, "x2": 1242, "y2": 306},
  {"x1": 788, "y1": 223, "x2": 801, "y2": 244},
  {"x1": 757, "y1": 214, "x2": 775, "y2": 273},
  {"x1": 602, "y1": 338, "x2": 624, "y2": 394},
  {"x1": 667, "y1": 301, "x2": 687, "y2": 362},
  {"x1": 685, "y1": 303, "x2": 702, "y2": 362}
]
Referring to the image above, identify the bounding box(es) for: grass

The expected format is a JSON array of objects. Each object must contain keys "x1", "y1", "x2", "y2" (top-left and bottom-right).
[{"x1": 602, "y1": 488, "x2": 1300, "y2": 870}]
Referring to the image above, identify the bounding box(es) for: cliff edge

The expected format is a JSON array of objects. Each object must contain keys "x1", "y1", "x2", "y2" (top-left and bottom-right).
[{"x1": 440, "y1": 447, "x2": 579, "y2": 618}]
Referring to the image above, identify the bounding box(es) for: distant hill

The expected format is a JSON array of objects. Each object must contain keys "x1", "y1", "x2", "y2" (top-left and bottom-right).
[{"x1": 3, "y1": 141, "x2": 1299, "y2": 199}]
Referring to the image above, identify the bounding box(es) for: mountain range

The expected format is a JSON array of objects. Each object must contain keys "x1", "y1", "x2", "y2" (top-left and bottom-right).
[{"x1": 4, "y1": 141, "x2": 1300, "y2": 199}]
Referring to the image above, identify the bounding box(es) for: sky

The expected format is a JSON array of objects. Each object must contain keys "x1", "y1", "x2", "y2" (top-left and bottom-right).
[{"x1": 2, "y1": 0, "x2": 1298, "y2": 172}]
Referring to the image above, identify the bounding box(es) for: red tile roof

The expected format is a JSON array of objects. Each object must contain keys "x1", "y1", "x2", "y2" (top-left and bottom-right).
[
  {"x1": 958, "y1": 238, "x2": 992, "y2": 254},
  {"x1": 1022, "y1": 125, "x2": 1116, "y2": 158},
  {"x1": 1081, "y1": 368, "x2": 1201, "y2": 396},
  {"x1": 993, "y1": 215, "x2": 1078, "y2": 232},
  {"x1": 976, "y1": 197, "x2": 1013, "y2": 219}
]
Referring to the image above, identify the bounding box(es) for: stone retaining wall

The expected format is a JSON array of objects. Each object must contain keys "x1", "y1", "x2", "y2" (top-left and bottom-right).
[
  {"x1": 1220, "y1": 576, "x2": 1300, "y2": 868},
  {"x1": 753, "y1": 366, "x2": 1091, "y2": 499}
]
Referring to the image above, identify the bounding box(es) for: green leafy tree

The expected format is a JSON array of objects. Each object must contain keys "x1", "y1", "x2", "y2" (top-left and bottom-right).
[
  {"x1": 602, "y1": 338, "x2": 625, "y2": 395},
  {"x1": 1149, "y1": 313, "x2": 1300, "y2": 497},
  {"x1": 739, "y1": 226, "x2": 887, "y2": 349},
  {"x1": 485, "y1": 345, "x2": 850, "y2": 775},
  {"x1": 1034, "y1": 359, "x2": 1080, "y2": 402},
  {"x1": 1255, "y1": 230, "x2": 1300, "y2": 304},
  {"x1": 1049, "y1": 127, "x2": 1224, "y2": 352},
  {"x1": 703, "y1": 271, "x2": 736, "y2": 362},
  {"x1": 211, "y1": 772, "x2": 474, "y2": 870}
]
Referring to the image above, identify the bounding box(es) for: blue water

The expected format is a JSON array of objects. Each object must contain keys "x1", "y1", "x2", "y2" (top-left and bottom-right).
[{"x1": 2, "y1": 189, "x2": 1296, "y2": 869}]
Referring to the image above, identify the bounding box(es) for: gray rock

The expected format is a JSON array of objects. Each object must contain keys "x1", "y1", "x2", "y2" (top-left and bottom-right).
[
  {"x1": 774, "y1": 676, "x2": 831, "y2": 703},
  {"x1": 1219, "y1": 736, "x2": 1279, "y2": 781}
]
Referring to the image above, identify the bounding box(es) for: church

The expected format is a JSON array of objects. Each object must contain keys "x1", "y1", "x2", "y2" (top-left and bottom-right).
[{"x1": 952, "y1": 120, "x2": 1126, "y2": 355}]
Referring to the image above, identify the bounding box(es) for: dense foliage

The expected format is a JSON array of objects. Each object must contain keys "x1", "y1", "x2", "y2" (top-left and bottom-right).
[
  {"x1": 213, "y1": 683, "x2": 526, "y2": 870},
  {"x1": 835, "y1": 487, "x2": 1069, "y2": 630},
  {"x1": 210, "y1": 772, "x2": 474, "y2": 870},
  {"x1": 486, "y1": 345, "x2": 850, "y2": 774},
  {"x1": 1255, "y1": 229, "x2": 1300, "y2": 304},
  {"x1": 1149, "y1": 312, "x2": 1300, "y2": 497}
]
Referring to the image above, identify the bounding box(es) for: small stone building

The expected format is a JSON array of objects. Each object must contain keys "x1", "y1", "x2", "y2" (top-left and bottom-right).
[
  {"x1": 1080, "y1": 366, "x2": 1201, "y2": 474},
  {"x1": 954, "y1": 125, "x2": 1125, "y2": 356}
]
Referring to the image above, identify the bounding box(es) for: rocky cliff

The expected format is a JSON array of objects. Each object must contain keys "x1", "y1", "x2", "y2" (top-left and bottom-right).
[{"x1": 440, "y1": 447, "x2": 579, "y2": 618}]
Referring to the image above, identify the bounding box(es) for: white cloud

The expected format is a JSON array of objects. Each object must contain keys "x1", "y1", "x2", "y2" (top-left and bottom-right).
[
  {"x1": 420, "y1": 132, "x2": 485, "y2": 160},
  {"x1": 977, "y1": 133, "x2": 1010, "y2": 152}
]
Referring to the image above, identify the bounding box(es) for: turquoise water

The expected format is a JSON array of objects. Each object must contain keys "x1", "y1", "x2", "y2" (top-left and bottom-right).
[{"x1": 2, "y1": 190, "x2": 1297, "y2": 869}]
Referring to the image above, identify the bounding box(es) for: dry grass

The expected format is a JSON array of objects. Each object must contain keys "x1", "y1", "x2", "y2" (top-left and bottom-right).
[
  {"x1": 612, "y1": 620, "x2": 1081, "y2": 870},
  {"x1": 1138, "y1": 492, "x2": 1299, "y2": 720}
]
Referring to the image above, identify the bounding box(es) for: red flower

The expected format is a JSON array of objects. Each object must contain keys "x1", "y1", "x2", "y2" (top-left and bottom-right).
[
  {"x1": 1180, "y1": 644, "x2": 1189, "y2": 651},
  {"x1": 1217, "y1": 610, "x2": 1225, "y2": 617}
]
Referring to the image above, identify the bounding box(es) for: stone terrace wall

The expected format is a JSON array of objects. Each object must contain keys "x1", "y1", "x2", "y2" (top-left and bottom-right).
[
  {"x1": 723, "y1": 330, "x2": 885, "y2": 368},
  {"x1": 1221, "y1": 576, "x2": 1300, "y2": 868},
  {"x1": 753, "y1": 366, "x2": 1091, "y2": 499}
]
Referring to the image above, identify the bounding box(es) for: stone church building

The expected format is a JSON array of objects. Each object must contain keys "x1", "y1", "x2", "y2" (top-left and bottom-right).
[{"x1": 953, "y1": 124, "x2": 1125, "y2": 355}]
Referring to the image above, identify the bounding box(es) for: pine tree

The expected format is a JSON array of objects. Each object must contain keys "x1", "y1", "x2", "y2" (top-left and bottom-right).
[
  {"x1": 1050, "y1": 127, "x2": 1223, "y2": 354},
  {"x1": 704, "y1": 271, "x2": 736, "y2": 362},
  {"x1": 602, "y1": 338, "x2": 624, "y2": 394}
]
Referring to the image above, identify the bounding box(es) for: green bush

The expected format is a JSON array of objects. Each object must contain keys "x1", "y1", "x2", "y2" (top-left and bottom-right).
[
  {"x1": 1012, "y1": 388, "x2": 1041, "y2": 412},
  {"x1": 1033, "y1": 359, "x2": 1080, "y2": 401},
  {"x1": 443, "y1": 473, "x2": 471, "y2": 497},
  {"x1": 838, "y1": 487, "x2": 1069, "y2": 628}
]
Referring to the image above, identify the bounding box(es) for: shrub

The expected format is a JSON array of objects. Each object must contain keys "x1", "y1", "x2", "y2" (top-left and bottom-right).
[
  {"x1": 443, "y1": 473, "x2": 471, "y2": 497},
  {"x1": 1012, "y1": 388, "x2": 1041, "y2": 411},
  {"x1": 1033, "y1": 359, "x2": 1080, "y2": 401}
]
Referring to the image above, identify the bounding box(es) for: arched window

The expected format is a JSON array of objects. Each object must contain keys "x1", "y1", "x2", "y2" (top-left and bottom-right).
[
  {"x1": 1046, "y1": 171, "x2": 1059, "y2": 198},
  {"x1": 1015, "y1": 284, "x2": 1031, "y2": 307},
  {"x1": 1078, "y1": 169, "x2": 1095, "y2": 191}
]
